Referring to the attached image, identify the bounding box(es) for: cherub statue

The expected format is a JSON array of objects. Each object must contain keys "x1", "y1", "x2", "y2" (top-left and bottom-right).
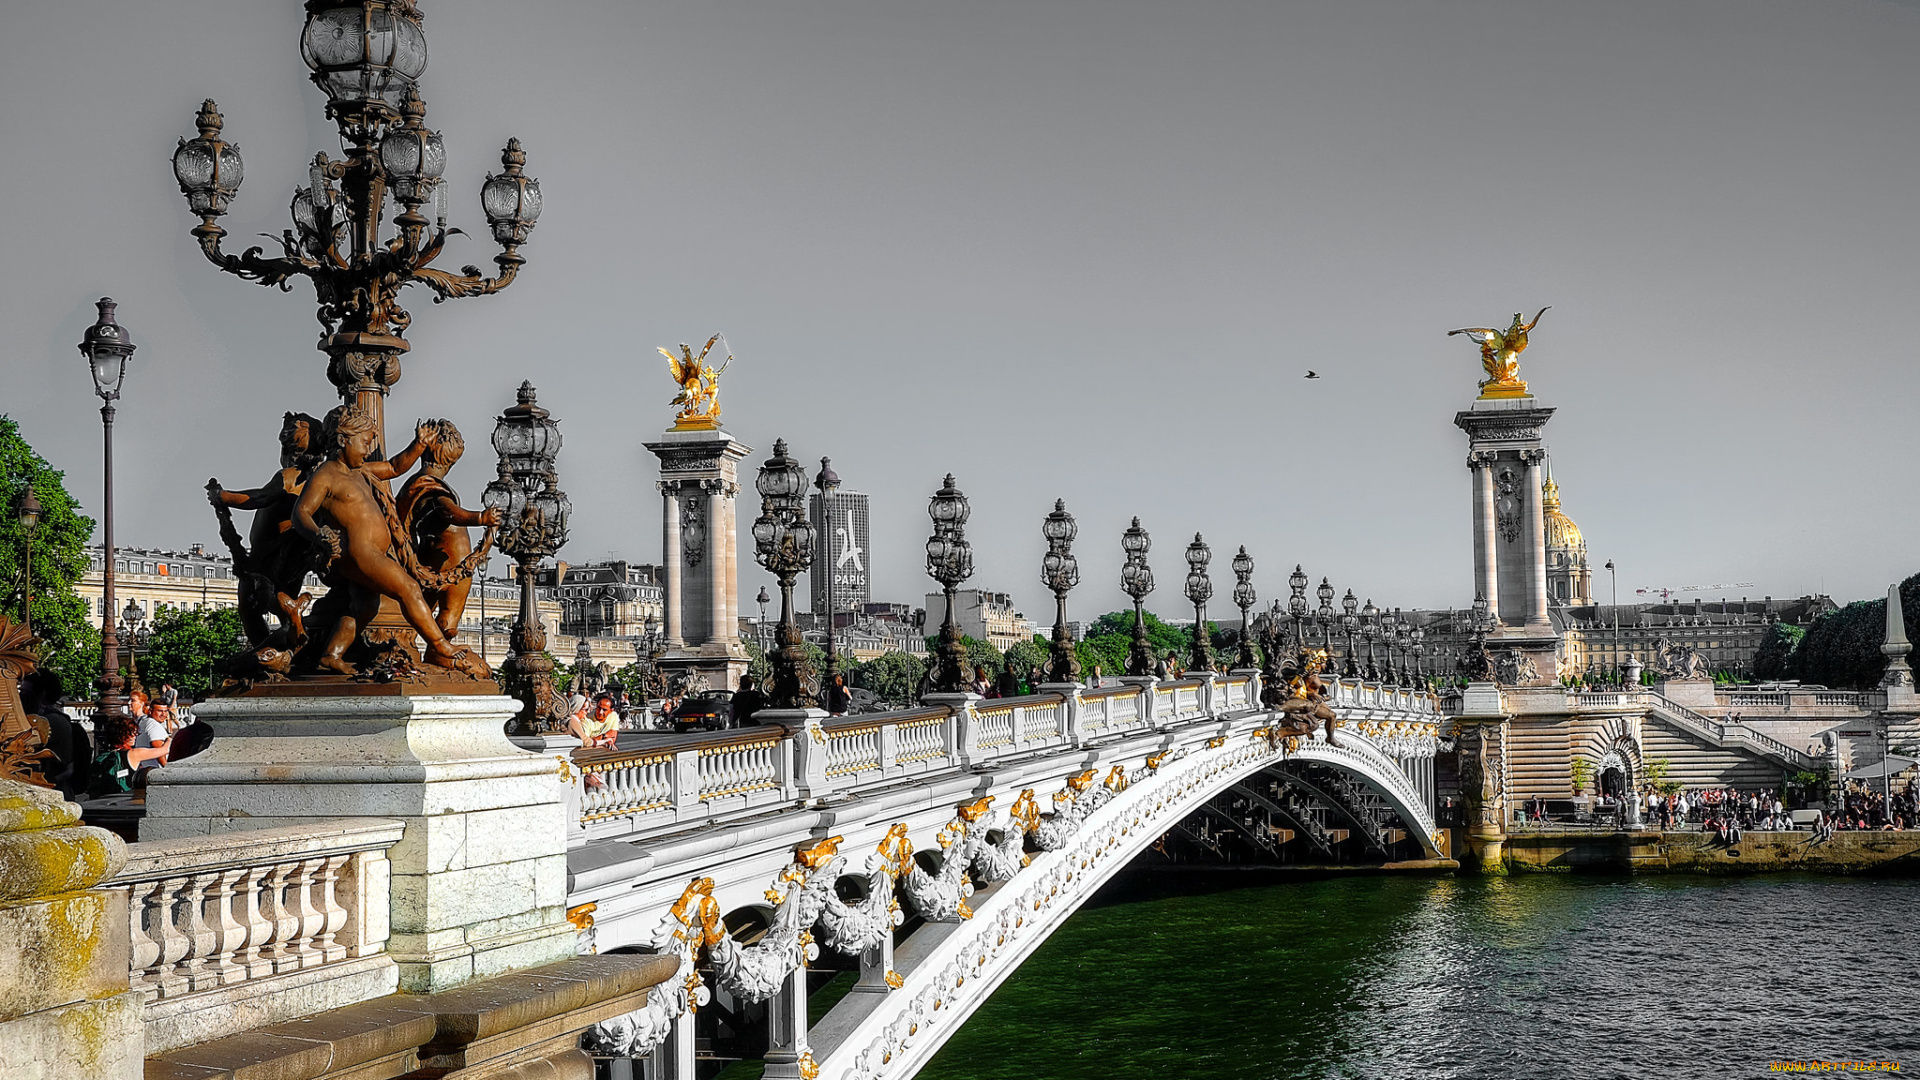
[
  {"x1": 1447, "y1": 307, "x2": 1549, "y2": 393},
  {"x1": 395, "y1": 419, "x2": 500, "y2": 639},
  {"x1": 659, "y1": 334, "x2": 732, "y2": 428},
  {"x1": 291, "y1": 405, "x2": 488, "y2": 678},
  {"x1": 207, "y1": 412, "x2": 325, "y2": 648}
]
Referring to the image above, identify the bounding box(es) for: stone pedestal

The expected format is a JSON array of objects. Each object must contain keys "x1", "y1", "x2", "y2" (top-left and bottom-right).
[
  {"x1": 144, "y1": 693, "x2": 577, "y2": 993},
  {"x1": 645, "y1": 429, "x2": 753, "y2": 693},
  {"x1": 0, "y1": 780, "x2": 143, "y2": 1080},
  {"x1": 1656, "y1": 678, "x2": 1716, "y2": 709}
]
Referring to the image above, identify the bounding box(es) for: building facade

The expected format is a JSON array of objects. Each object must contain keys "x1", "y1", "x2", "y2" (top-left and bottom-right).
[
  {"x1": 83, "y1": 544, "x2": 251, "y2": 621},
  {"x1": 810, "y1": 490, "x2": 872, "y2": 615},
  {"x1": 539, "y1": 560, "x2": 664, "y2": 639},
  {"x1": 922, "y1": 589, "x2": 1036, "y2": 653}
]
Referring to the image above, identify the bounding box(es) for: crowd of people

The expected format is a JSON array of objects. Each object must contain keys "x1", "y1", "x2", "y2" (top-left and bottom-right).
[
  {"x1": 5, "y1": 673, "x2": 210, "y2": 800},
  {"x1": 1833, "y1": 781, "x2": 1916, "y2": 832}
]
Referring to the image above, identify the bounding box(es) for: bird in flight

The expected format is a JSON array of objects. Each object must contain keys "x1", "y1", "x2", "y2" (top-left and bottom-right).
[{"x1": 1304, "y1": 371, "x2": 1320, "y2": 379}]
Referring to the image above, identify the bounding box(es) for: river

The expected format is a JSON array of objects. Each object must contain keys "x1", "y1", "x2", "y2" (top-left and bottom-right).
[{"x1": 916, "y1": 872, "x2": 1920, "y2": 1080}]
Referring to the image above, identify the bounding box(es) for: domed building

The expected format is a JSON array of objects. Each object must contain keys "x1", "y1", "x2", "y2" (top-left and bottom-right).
[{"x1": 1542, "y1": 459, "x2": 1591, "y2": 606}]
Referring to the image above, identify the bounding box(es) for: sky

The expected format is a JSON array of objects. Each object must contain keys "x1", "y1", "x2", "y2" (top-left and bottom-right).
[{"x1": 4, "y1": 0, "x2": 1919, "y2": 623}]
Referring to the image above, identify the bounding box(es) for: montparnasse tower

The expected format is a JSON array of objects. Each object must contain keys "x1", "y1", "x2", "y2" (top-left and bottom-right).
[{"x1": 1542, "y1": 458, "x2": 1591, "y2": 606}]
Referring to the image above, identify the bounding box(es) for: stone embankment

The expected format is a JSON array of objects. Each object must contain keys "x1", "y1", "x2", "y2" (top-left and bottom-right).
[{"x1": 1499, "y1": 829, "x2": 1920, "y2": 873}]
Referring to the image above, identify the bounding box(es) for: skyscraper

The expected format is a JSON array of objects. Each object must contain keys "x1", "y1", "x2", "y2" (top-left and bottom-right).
[{"x1": 810, "y1": 489, "x2": 872, "y2": 616}]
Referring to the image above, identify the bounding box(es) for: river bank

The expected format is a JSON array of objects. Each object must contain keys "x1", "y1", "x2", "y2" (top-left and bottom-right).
[{"x1": 1496, "y1": 827, "x2": 1920, "y2": 873}]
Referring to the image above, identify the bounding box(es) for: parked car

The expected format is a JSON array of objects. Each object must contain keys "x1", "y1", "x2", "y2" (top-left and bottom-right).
[{"x1": 671, "y1": 690, "x2": 739, "y2": 733}]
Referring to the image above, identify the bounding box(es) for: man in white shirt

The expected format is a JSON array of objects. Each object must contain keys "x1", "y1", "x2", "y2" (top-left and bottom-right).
[{"x1": 133, "y1": 708, "x2": 171, "y2": 769}]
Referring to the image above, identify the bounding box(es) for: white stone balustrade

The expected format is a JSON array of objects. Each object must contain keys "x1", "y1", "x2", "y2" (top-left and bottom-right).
[{"x1": 107, "y1": 818, "x2": 406, "y2": 1053}]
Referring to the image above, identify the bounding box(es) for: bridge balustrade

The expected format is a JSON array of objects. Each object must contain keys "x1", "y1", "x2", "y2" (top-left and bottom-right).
[{"x1": 104, "y1": 818, "x2": 406, "y2": 1052}]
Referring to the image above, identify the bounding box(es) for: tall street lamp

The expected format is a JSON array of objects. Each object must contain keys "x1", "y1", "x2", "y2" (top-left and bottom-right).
[
  {"x1": 1362, "y1": 599, "x2": 1380, "y2": 681},
  {"x1": 1411, "y1": 624, "x2": 1427, "y2": 685},
  {"x1": 753, "y1": 440, "x2": 817, "y2": 708},
  {"x1": 15, "y1": 488, "x2": 40, "y2": 637},
  {"x1": 814, "y1": 457, "x2": 841, "y2": 694},
  {"x1": 1120, "y1": 518, "x2": 1156, "y2": 677},
  {"x1": 1468, "y1": 594, "x2": 1496, "y2": 681},
  {"x1": 923, "y1": 475, "x2": 973, "y2": 694},
  {"x1": 120, "y1": 600, "x2": 152, "y2": 699},
  {"x1": 756, "y1": 585, "x2": 771, "y2": 662},
  {"x1": 1287, "y1": 566, "x2": 1309, "y2": 663},
  {"x1": 1183, "y1": 534, "x2": 1213, "y2": 674},
  {"x1": 1316, "y1": 578, "x2": 1336, "y2": 671},
  {"x1": 1394, "y1": 610, "x2": 1413, "y2": 687},
  {"x1": 1605, "y1": 558, "x2": 1619, "y2": 677},
  {"x1": 80, "y1": 298, "x2": 135, "y2": 724},
  {"x1": 1232, "y1": 547, "x2": 1257, "y2": 671},
  {"x1": 1040, "y1": 500, "x2": 1081, "y2": 684},
  {"x1": 173, "y1": 2, "x2": 540, "y2": 458},
  {"x1": 1340, "y1": 590, "x2": 1360, "y2": 678},
  {"x1": 481, "y1": 382, "x2": 570, "y2": 734}
]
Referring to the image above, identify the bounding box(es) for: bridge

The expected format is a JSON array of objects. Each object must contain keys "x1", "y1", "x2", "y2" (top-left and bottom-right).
[{"x1": 559, "y1": 674, "x2": 1443, "y2": 1078}]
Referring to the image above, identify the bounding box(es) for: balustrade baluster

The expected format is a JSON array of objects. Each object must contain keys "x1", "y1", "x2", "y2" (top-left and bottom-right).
[
  {"x1": 130, "y1": 878, "x2": 170, "y2": 990},
  {"x1": 315, "y1": 854, "x2": 350, "y2": 963},
  {"x1": 281, "y1": 858, "x2": 327, "y2": 969},
  {"x1": 231, "y1": 864, "x2": 274, "y2": 979},
  {"x1": 164, "y1": 873, "x2": 216, "y2": 996},
  {"x1": 201, "y1": 867, "x2": 251, "y2": 988}
]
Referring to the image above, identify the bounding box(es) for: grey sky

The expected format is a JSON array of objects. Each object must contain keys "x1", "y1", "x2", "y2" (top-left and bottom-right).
[{"x1": 5, "y1": 1, "x2": 1918, "y2": 621}]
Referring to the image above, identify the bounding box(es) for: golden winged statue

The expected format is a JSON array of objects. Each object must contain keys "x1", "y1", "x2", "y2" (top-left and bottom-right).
[
  {"x1": 659, "y1": 334, "x2": 732, "y2": 429},
  {"x1": 1447, "y1": 307, "x2": 1549, "y2": 398}
]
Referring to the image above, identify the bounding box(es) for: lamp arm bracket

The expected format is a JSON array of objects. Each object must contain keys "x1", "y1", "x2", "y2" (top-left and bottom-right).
[
  {"x1": 198, "y1": 228, "x2": 317, "y2": 290},
  {"x1": 412, "y1": 258, "x2": 520, "y2": 303}
]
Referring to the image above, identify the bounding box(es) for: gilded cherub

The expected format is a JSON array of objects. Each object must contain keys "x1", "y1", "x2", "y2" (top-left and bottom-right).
[
  {"x1": 659, "y1": 334, "x2": 732, "y2": 428},
  {"x1": 1448, "y1": 307, "x2": 1549, "y2": 392}
]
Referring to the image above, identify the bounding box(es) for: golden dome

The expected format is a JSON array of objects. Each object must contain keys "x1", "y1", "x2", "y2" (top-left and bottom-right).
[{"x1": 1542, "y1": 468, "x2": 1584, "y2": 550}]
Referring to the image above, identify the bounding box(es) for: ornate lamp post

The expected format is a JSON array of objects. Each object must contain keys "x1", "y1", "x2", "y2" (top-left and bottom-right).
[
  {"x1": 1119, "y1": 518, "x2": 1156, "y2": 678},
  {"x1": 814, "y1": 457, "x2": 841, "y2": 693},
  {"x1": 1411, "y1": 624, "x2": 1427, "y2": 685},
  {"x1": 1040, "y1": 500, "x2": 1081, "y2": 685},
  {"x1": 80, "y1": 299, "x2": 135, "y2": 724},
  {"x1": 1315, "y1": 578, "x2": 1336, "y2": 670},
  {"x1": 1467, "y1": 594, "x2": 1495, "y2": 681},
  {"x1": 1340, "y1": 590, "x2": 1360, "y2": 678},
  {"x1": 1287, "y1": 565, "x2": 1309, "y2": 663},
  {"x1": 481, "y1": 382, "x2": 570, "y2": 734},
  {"x1": 1231, "y1": 547, "x2": 1257, "y2": 671},
  {"x1": 755, "y1": 585, "x2": 771, "y2": 663},
  {"x1": 753, "y1": 441, "x2": 817, "y2": 708},
  {"x1": 119, "y1": 600, "x2": 152, "y2": 699},
  {"x1": 1395, "y1": 610, "x2": 1413, "y2": 686},
  {"x1": 1361, "y1": 599, "x2": 1380, "y2": 681},
  {"x1": 922, "y1": 475, "x2": 973, "y2": 694},
  {"x1": 1183, "y1": 534, "x2": 1213, "y2": 674},
  {"x1": 631, "y1": 613, "x2": 666, "y2": 708},
  {"x1": 15, "y1": 488, "x2": 39, "y2": 636},
  {"x1": 172, "y1": 3, "x2": 540, "y2": 458}
]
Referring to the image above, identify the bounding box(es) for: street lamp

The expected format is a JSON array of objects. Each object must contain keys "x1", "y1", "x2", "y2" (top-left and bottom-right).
[
  {"x1": 1316, "y1": 578, "x2": 1336, "y2": 671},
  {"x1": 1120, "y1": 518, "x2": 1156, "y2": 677},
  {"x1": 756, "y1": 585, "x2": 771, "y2": 660},
  {"x1": 1231, "y1": 546, "x2": 1257, "y2": 671},
  {"x1": 815, "y1": 456, "x2": 841, "y2": 694},
  {"x1": 119, "y1": 599, "x2": 151, "y2": 699},
  {"x1": 1468, "y1": 594, "x2": 1495, "y2": 681},
  {"x1": 1287, "y1": 565, "x2": 1309, "y2": 663},
  {"x1": 1362, "y1": 599, "x2": 1380, "y2": 681},
  {"x1": 1412, "y1": 624, "x2": 1427, "y2": 686},
  {"x1": 15, "y1": 487, "x2": 40, "y2": 637},
  {"x1": 1340, "y1": 590, "x2": 1360, "y2": 678},
  {"x1": 1040, "y1": 500, "x2": 1081, "y2": 684},
  {"x1": 481, "y1": 382, "x2": 570, "y2": 734},
  {"x1": 174, "y1": 4, "x2": 539, "y2": 460},
  {"x1": 1394, "y1": 610, "x2": 1413, "y2": 686},
  {"x1": 1183, "y1": 534, "x2": 1214, "y2": 674},
  {"x1": 753, "y1": 440, "x2": 817, "y2": 707},
  {"x1": 1605, "y1": 558, "x2": 1619, "y2": 678},
  {"x1": 922, "y1": 474, "x2": 973, "y2": 694},
  {"x1": 80, "y1": 298, "x2": 135, "y2": 725}
]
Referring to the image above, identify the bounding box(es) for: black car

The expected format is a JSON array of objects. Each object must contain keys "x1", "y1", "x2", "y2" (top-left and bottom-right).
[{"x1": 671, "y1": 690, "x2": 739, "y2": 732}]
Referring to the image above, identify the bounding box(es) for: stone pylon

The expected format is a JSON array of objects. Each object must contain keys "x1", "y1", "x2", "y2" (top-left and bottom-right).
[
  {"x1": 644, "y1": 428, "x2": 753, "y2": 692},
  {"x1": 1455, "y1": 393, "x2": 1558, "y2": 684}
]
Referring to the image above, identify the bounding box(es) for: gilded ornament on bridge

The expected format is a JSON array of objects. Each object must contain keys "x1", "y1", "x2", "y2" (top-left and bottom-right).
[
  {"x1": 1448, "y1": 306, "x2": 1548, "y2": 399},
  {"x1": 660, "y1": 334, "x2": 732, "y2": 430}
]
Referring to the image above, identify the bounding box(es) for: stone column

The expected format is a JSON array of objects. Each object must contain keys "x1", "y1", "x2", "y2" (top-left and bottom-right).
[
  {"x1": 661, "y1": 481, "x2": 685, "y2": 648},
  {"x1": 1521, "y1": 449, "x2": 1551, "y2": 632},
  {"x1": 1469, "y1": 453, "x2": 1500, "y2": 623},
  {"x1": 761, "y1": 961, "x2": 812, "y2": 1079},
  {"x1": 708, "y1": 482, "x2": 729, "y2": 646}
]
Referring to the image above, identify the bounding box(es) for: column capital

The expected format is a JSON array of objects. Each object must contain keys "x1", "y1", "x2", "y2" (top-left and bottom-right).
[
  {"x1": 1518, "y1": 448, "x2": 1548, "y2": 466},
  {"x1": 658, "y1": 478, "x2": 686, "y2": 496},
  {"x1": 1466, "y1": 450, "x2": 1499, "y2": 470}
]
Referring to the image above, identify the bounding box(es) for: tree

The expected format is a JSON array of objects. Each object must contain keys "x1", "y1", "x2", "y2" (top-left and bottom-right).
[
  {"x1": 1003, "y1": 636, "x2": 1049, "y2": 681},
  {"x1": 1788, "y1": 574, "x2": 1920, "y2": 690},
  {"x1": 0, "y1": 416, "x2": 101, "y2": 697},
  {"x1": 928, "y1": 635, "x2": 1005, "y2": 680},
  {"x1": 1750, "y1": 622, "x2": 1804, "y2": 681},
  {"x1": 141, "y1": 605, "x2": 247, "y2": 698},
  {"x1": 857, "y1": 651, "x2": 926, "y2": 706}
]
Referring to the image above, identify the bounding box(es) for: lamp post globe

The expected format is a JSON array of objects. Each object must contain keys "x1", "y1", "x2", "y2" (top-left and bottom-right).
[
  {"x1": 753, "y1": 440, "x2": 818, "y2": 709},
  {"x1": 1182, "y1": 533, "x2": 1213, "y2": 673},
  {"x1": 923, "y1": 475, "x2": 972, "y2": 695},
  {"x1": 1040, "y1": 500, "x2": 1081, "y2": 685},
  {"x1": 79, "y1": 299, "x2": 136, "y2": 725},
  {"x1": 1119, "y1": 518, "x2": 1156, "y2": 678},
  {"x1": 1231, "y1": 546, "x2": 1257, "y2": 671},
  {"x1": 482, "y1": 382, "x2": 570, "y2": 734}
]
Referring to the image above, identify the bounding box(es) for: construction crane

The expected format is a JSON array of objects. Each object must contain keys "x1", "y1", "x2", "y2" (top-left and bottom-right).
[{"x1": 1634, "y1": 582, "x2": 1756, "y2": 602}]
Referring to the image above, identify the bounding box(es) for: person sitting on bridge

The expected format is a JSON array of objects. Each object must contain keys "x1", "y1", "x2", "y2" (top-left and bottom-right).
[
  {"x1": 825, "y1": 672, "x2": 851, "y2": 716},
  {"x1": 732, "y1": 675, "x2": 765, "y2": 726},
  {"x1": 88, "y1": 713, "x2": 168, "y2": 797}
]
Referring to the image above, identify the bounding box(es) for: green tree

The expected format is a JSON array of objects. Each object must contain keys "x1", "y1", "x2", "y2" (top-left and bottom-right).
[
  {"x1": 0, "y1": 416, "x2": 101, "y2": 697},
  {"x1": 140, "y1": 605, "x2": 247, "y2": 698},
  {"x1": 1003, "y1": 636, "x2": 1050, "y2": 683},
  {"x1": 1789, "y1": 574, "x2": 1920, "y2": 689},
  {"x1": 928, "y1": 635, "x2": 1005, "y2": 680},
  {"x1": 857, "y1": 651, "x2": 926, "y2": 706},
  {"x1": 1750, "y1": 622, "x2": 1804, "y2": 681}
]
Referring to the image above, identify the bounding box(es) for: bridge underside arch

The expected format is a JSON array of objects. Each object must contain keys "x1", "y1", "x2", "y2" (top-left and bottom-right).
[{"x1": 810, "y1": 727, "x2": 1442, "y2": 1080}]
